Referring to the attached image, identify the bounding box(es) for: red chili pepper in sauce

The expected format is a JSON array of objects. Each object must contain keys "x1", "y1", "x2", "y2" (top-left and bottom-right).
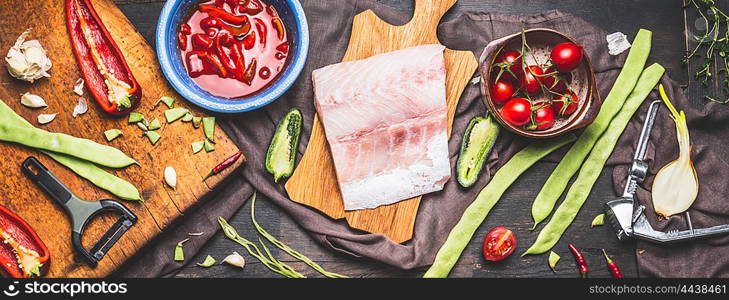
[
  {"x1": 203, "y1": 150, "x2": 244, "y2": 181},
  {"x1": 199, "y1": 4, "x2": 249, "y2": 26},
  {"x1": 602, "y1": 249, "x2": 623, "y2": 278},
  {"x1": 567, "y1": 243, "x2": 588, "y2": 278},
  {"x1": 0, "y1": 204, "x2": 50, "y2": 278},
  {"x1": 65, "y1": 0, "x2": 142, "y2": 116}
]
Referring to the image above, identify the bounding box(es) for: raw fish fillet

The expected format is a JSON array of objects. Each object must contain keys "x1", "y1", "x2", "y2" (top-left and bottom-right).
[{"x1": 312, "y1": 44, "x2": 451, "y2": 210}]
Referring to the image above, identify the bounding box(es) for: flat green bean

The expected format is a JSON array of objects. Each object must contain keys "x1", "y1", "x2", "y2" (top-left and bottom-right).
[
  {"x1": 42, "y1": 151, "x2": 141, "y2": 201},
  {"x1": 423, "y1": 134, "x2": 576, "y2": 278},
  {"x1": 523, "y1": 63, "x2": 665, "y2": 256},
  {"x1": 0, "y1": 124, "x2": 136, "y2": 168},
  {"x1": 0, "y1": 99, "x2": 140, "y2": 200},
  {"x1": 530, "y1": 29, "x2": 653, "y2": 228}
]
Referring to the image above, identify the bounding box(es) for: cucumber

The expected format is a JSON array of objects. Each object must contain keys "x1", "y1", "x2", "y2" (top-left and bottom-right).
[
  {"x1": 265, "y1": 108, "x2": 302, "y2": 182},
  {"x1": 456, "y1": 115, "x2": 500, "y2": 187}
]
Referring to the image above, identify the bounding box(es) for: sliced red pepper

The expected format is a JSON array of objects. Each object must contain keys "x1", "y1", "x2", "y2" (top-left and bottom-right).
[
  {"x1": 199, "y1": 4, "x2": 248, "y2": 26},
  {"x1": 242, "y1": 31, "x2": 256, "y2": 50},
  {"x1": 242, "y1": 57, "x2": 257, "y2": 85},
  {"x1": 65, "y1": 0, "x2": 141, "y2": 116},
  {"x1": 206, "y1": 53, "x2": 229, "y2": 78},
  {"x1": 186, "y1": 51, "x2": 208, "y2": 77},
  {"x1": 180, "y1": 23, "x2": 192, "y2": 35},
  {"x1": 276, "y1": 42, "x2": 289, "y2": 53},
  {"x1": 215, "y1": 33, "x2": 237, "y2": 75},
  {"x1": 192, "y1": 33, "x2": 214, "y2": 50},
  {"x1": 0, "y1": 204, "x2": 50, "y2": 278},
  {"x1": 237, "y1": 0, "x2": 264, "y2": 15},
  {"x1": 178, "y1": 31, "x2": 188, "y2": 51},
  {"x1": 201, "y1": 16, "x2": 251, "y2": 38},
  {"x1": 272, "y1": 18, "x2": 285, "y2": 41},
  {"x1": 255, "y1": 18, "x2": 267, "y2": 46},
  {"x1": 230, "y1": 42, "x2": 247, "y2": 81}
]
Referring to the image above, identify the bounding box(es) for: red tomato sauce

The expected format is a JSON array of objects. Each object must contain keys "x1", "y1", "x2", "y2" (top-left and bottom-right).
[{"x1": 179, "y1": 0, "x2": 289, "y2": 98}]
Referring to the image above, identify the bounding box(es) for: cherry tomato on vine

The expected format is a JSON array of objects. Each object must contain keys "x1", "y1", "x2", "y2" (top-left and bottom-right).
[
  {"x1": 552, "y1": 91, "x2": 579, "y2": 116},
  {"x1": 490, "y1": 79, "x2": 515, "y2": 105},
  {"x1": 482, "y1": 226, "x2": 516, "y2": 261},
  {"x1": 521, "y1": 65, "x2": 544, "y2": 95},
  {"x1": 533, "y1": 104, "x2": 555, "y2": 130},
  {"x1": 492, "y1": 50, "x2": 523, "y2": 83},
  {"x1": 500, "y1": 98, "x2": 531, "y2": 126},
  {"x1": 550, "y1": 42, "x2": 584, "y2": 73},
  {"x1": 541, "y1": 66, "x2": 572, "y2": 94}
]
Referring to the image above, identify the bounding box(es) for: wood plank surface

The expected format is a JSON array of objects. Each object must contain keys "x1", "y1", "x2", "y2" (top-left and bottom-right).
[
  {"x1": 284, "y1": 0, "x2": 478, "y2": 244},
  {"x1": 0, "y1": 0, "x2": 244, "y2": 277},
  {"x1": 108, "y1": 0, "x2": 690, "y2": 278}
]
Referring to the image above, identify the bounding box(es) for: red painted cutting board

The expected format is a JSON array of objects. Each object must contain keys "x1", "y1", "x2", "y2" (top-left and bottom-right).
[{"x1": 0, "y1": 0, "x2": 244, "y2": 277}]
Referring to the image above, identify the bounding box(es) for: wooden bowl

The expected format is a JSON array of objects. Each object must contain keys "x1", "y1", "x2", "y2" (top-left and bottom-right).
[{"x1": 480, "y1": 28, "x2": 601, "y2": 139}]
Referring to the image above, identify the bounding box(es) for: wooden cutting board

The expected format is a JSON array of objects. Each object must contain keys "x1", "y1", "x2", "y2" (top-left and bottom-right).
[
  {"x1": 285, "y1": 0, "x2": 477, "y2": 243},
  {"x1": 0, "y1": 0, "x2": 244, "y2": 277}
]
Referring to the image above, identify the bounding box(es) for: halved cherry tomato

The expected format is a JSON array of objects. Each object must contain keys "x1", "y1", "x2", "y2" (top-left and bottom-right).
[
  {"x1": 550, "y1": 42, "x2": 584, "y2": 73},
  {"x1": 483, "y1": 226, "x2": 516, "y2": 261},
  {"x1": 500, "y1": 98, "x2": 531, "y2": 126},
  {"x1": 490, "y1": 79, "x2": 514, "y2": 105},
  {"x1": 533, "y1": 104, "x2": 555, "y2": 130},
  {"x1": 521, "y1": 65, "x2": 544, "y2": 95},
  {"x1": 552, "y1": 91, "x2": 579, "y2": 116},
  {"x1": 541, "y1": 66, "x2": 572, "y2": 94},
  {"x1": 492, "y1": 50, "x2": 522, "y2": 83}
]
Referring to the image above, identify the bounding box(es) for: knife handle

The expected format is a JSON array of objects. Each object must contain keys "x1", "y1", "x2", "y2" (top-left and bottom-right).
[{"x1": 21, "y1": 156, "x2": 74, "y2": 205}]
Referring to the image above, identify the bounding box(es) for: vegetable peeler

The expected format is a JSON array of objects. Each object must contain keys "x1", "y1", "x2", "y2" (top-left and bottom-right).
[
  {"x1": 604, "y1": 100, "x2": 729, "y2": 244},
  {"x1": 21, "y1": 157, "x2": 137, "y2": 267}
]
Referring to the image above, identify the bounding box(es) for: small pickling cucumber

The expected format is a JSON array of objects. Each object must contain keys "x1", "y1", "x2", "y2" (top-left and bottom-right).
[
  {"x1": 456, "y1": 115, "x2": 500, "y2": 188},
  {"x1": 265, "y1": 108, "x2": 302, "y2": 182}
]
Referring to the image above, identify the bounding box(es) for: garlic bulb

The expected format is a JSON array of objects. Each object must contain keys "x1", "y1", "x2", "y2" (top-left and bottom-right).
[
  {"x1": 4, "y1": 29, "x2": 52, "y2": 83},
  {"x1": 37, "y1": 113, "x2": 56, "y2": 125},
  {"x1": 20, "y1": 93, "x2": 47, "y2": 108},
  {"x1": 652, "y1": 84, "x2": 699, "y2": 218},
  {"x1": 222, "y1": 252, "x2": 245, "y2": 269},
  {"x1": 164, "y1": 166, "x2": 177, "y2": 190}
]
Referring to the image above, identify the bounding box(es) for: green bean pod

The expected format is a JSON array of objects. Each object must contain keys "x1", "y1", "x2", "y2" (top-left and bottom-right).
[
  {"x1": 0, "y1": 124, "x2": 137, "y2": 168},
  {"x1": 523, "y1": 63, "x2": 665, "y2": 256},
  {"x1": 42, "y1": 151, "x2": 141, "y2": 201},
  {"x1": 530, "y1": 29, "x2": 654, "y2": 228},
  {"x1": 456, "y1": 115, "x2": 500, "y2": 188},
  {"x1": 423, "y1": 134, "x2": 576, "y2": 278}
]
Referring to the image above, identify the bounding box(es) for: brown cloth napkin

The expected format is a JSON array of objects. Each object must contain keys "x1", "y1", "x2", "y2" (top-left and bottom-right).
[{"x1": 117, "y1": 0, "x2": 729, "y2": 278}]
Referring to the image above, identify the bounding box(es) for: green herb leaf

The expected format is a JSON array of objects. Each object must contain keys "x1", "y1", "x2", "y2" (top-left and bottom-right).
[
  {"x1": 128, "y1": 112, "x2": 144, "y2": 124},
  {"x1": 103, "y1": 129, "x2": 123, "y2": 142},
  {"x1": 174, "y1": 238, "x2": 189, "y2": 262},
  {"x1": 192, "y1": 141, "x2": 204, "y2": 154},
  {"x1": 164, "y1": 107, "x2": 190, "y2": 123},
  {"x1": 196, "y1": 255, "x2": 216, "y2": 267}
]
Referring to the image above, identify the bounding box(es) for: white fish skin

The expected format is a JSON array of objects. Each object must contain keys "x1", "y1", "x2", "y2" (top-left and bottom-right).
[{"x1": 313, "y1": 44, "x2": 451, "y2": 210}]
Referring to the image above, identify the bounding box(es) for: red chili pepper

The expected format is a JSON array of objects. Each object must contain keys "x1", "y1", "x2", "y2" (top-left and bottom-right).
[
  {"x1": 204, "y1": 150, "x2": 245, "y2": 181},
  {"x1": 567, "y1": 243, "x2": 588, "y2": 278},
  {"x1": 199, "y1": 4, "x2": 248, "y2": 26},
  {"x1": 242, "y1": 58, "x2": 257, "y2": 86},
  {"x1": 255, "y1": 18, "x2": 267, "y2": 46},
  {"x1": 242, "y1": 31, "x2": 257, "y2": 50},
  {"x1": 602, "y1": 249, "x2": 623, "y2": 278},
  {"x1": 230, "y1": 42, "x2": 247, "y2": 81},
  {"x1": 0, "y1": 204, "x2": 50, "y2": 278},
  {"x1": 65, "y1": 0, "x2": 141, "y2": 116}
]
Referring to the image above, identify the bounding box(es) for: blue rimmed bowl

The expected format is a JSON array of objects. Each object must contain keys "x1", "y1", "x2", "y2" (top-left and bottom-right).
[{"x1": 156, "y1": 0, "x2": 309, "y2": 113}]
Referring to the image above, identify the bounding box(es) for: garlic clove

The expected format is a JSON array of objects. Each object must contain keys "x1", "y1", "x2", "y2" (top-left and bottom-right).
[
  {"x1": 73, "y1": 78, "x2": 84, "y2": 96},
  {"x1": 222, "y1": 252, "x2": 245, "y2": 269},
  {"x1": 37, "y1": 113, "x2": 56, "y2": 125},
  {"x1": 164, "y1": 166, "x2": 177, "y2": 190},
  {"x1": 72, "y1": 98, "x2": 87, "y2": 118},
  {"x1": 20, "y1": 93, "x2": 47, "y2": 108}
]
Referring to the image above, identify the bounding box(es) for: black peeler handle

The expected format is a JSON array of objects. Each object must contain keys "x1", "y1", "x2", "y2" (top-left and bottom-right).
[{"x1": 21, "y1": 157, "x2": 137, "y2": 267}]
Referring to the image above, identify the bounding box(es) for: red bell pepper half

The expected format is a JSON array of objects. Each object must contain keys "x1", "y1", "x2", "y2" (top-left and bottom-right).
[
  {"x1": 0, "y1": 204, "x2": 50, "y2": 278},
  {"x1": 66, "y1": 0, "x2": 142, "y2": 116}
]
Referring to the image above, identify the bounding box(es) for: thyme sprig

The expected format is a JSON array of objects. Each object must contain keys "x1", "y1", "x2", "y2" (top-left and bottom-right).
[{"x1": 683, "y1": 0, "x2": 729, "y2": 103}]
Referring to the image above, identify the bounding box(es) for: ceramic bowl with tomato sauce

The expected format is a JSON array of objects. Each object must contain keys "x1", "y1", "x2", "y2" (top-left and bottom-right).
[
  {"x1": 479, "y1": 29, "x2": 601, "y2": 139},
  {"x1": 157, "y1": 0, "x2": 308, "y2": 113}
]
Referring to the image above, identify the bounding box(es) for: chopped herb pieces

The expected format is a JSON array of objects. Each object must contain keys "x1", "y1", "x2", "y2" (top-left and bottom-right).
[
  {"x1": 103, "y1": 129, "x2": 123, "y2": 142},
  {"x1": 197, "y1": 255, "x2": 216, "y2": 267},
  {"x1": 204, "y1": 140, "x2": 215, "y2": 152},
  {"x1": 145, "y1": 131, "x2": 161, "y2": 145},
  {"x1": 174, "y1": 238, "x2": 189, "y2": 262},
  {"x1": 192, "y1": 141, "x2": 204, "y2": 154},
  {"x1": 147, "y1": 118, "x2": 161, "y2": 130},
  {"x1": 164, "y1": 107, "x2": 190, "y2": 123},
  {"x1": 128, "y1": 112, "x2": 144, "y2": 123},
  {"x1": 202, "y1": 117, "x2": 215, "y2": 142}
]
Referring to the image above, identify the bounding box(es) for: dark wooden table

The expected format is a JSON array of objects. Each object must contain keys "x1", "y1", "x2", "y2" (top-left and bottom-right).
[{"x1": 113, "y1": 0, "x2": 705, "y2": 278}]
